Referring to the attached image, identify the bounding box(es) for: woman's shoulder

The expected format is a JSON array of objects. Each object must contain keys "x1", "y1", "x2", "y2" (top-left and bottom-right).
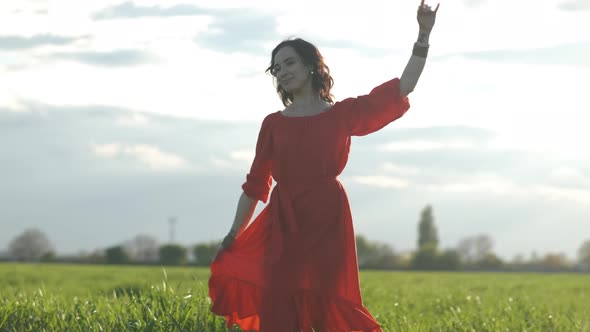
[{"x1": 257, "y1": 111, "x2": 281, "y2": 129}]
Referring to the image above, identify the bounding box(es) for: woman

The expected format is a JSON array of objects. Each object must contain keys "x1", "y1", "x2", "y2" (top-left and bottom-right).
[{"x1": 209, "y1": 1, "x2": 439, "y2": 331}]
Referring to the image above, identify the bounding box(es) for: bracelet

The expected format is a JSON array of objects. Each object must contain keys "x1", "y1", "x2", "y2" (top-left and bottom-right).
[{"x1": 412, "y1": 42, "x2": 429, "y2": 58}]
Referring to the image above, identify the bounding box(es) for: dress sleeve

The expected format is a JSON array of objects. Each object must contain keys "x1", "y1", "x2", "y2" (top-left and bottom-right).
[
  {"x1": 241, "y1": 114, "x2": 274, "y2": 203},
  {"x1": 341, "y1": 78, "x2": 410, "y2": 136}
]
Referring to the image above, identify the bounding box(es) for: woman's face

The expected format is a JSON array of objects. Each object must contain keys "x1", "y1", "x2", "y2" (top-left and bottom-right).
[{"x1": 271, "y1": 46, "x2": 312, "y2": 94}]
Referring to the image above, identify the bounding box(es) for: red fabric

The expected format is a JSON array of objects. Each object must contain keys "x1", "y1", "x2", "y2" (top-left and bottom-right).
[{"x1": 209, "y1": 78, "x2": 410, "y2": 332}]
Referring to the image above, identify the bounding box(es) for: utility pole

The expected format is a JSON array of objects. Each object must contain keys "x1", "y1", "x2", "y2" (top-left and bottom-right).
[{"x1": 168, "y1": 217, "x2": 177, "y2": 243}]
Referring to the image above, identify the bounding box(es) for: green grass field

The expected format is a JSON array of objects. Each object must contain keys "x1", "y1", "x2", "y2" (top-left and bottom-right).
[{"x1": 0, "y1": 263, "x2": 588, "y2": 331}]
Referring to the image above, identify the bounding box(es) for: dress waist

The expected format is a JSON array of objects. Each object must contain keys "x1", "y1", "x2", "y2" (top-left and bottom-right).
[
  {"x1": 267, "y1": 175, "x2": 338, "y2": 263},
  {"x1": 275, "y1": 175, "x2": 338, "y2": 193}
]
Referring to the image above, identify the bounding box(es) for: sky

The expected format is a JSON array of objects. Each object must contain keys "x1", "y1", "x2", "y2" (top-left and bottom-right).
[{"x1": 1, "y1": 0, "x2": 589, "y2": 261}]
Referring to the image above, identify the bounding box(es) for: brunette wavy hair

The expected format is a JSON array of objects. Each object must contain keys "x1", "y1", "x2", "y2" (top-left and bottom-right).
[{"x1": 265, "y1": 38, "x2": 334, "y2": 107}]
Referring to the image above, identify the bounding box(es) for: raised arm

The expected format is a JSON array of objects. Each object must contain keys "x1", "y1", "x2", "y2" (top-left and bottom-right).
[{"x1": 400, "y1": 0, "x2": 439, "y2": 98}]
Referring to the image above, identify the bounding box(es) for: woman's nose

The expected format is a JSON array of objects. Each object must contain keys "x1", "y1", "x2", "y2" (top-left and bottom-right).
[{"x1": 277, "y1": 69, "x2": 290, "y2": 79}]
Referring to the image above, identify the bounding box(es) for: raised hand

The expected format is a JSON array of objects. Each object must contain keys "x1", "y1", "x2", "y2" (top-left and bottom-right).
[{"x1": 417, "y1": 0, "x2": 440, "y2": 33}]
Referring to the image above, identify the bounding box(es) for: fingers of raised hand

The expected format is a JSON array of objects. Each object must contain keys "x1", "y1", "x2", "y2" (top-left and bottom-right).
[{"x1": 418, "y1": 2, "x2": 439, "y2": 15}]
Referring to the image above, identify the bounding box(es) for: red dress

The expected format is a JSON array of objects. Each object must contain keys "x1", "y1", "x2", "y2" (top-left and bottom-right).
[{"x1": 209, "y1": 78, "x2": 410, "y2": 332}]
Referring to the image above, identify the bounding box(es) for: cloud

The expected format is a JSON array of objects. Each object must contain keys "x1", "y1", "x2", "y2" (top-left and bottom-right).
[
  {"x1": 558, "y1": 0, "x2": 590, "y2": 11},
  {"x1": 532, "y1": 184, "x2": 590, "y2": 203},
  {"x1": 48, "y1": 49, "x2": 158, "y2": 67},
  {"x1": 91, "y1": 2, "x2": 280, "y2": 55},
  {"x1": 347, "y1": 126, "x2": 511, "y2": 177},
  {"x1": 424, "y1": 176, "x2": 516, "y2": 195},
  {"x1": 352, "y1": 175, "x2": 410, "y2": 189},
  {"x1": 0, "y1": 34, "x2": 80, "y2": 50},
  {"x1": 209, "y1": 149, "x2": 255, "y2": 170},
  {"x1": 548, "y1": 166, "x2": 590, "y2": 189},
  {"x1": 115, "y1": 113, "x2": 150, "y2": 127},
  {"x1": 379, "y1": 162, "x2": 421, "y2": 176},
  {"x1": 371, "y1": 126, "x2": 495, "y2": 145},
  {"x1": 293, "y1": 38, "x2": 395, "y2": 58},
  {"x1": 354, "y1": 167, "x2": 590, "y2": 204},
  {"x1": 434, "y1": 41, "x2": 590, "y2": 67},
  {"x1": 91, "y1": 2, "x2": 212, "y2": 20},
  {"x1": 347, "y1": 123, "x2": 590, "y2": 204},
  {"x1": 380, "y1": 139, "x2": 476, "y2": 151},
  {"x1": 463, "y1": 0, "x2": 487, "y2": 7},
  {"x1": 0, "y1": 104, "x2": 257, "y2": 253},
  {"x1": 92, "y1": 143, "x2": 189, "y2": 171},
  {"x1": 195, "y1": 12, "x2": 280, "y2": 55},
  {"x1": 0, "y1": 101, "x2": 256, "y2": 176}
]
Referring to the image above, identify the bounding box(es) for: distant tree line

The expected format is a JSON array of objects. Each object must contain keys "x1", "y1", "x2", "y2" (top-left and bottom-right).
[{"x1": 2, "y1": 206, "x2": 590, "y2": 273}]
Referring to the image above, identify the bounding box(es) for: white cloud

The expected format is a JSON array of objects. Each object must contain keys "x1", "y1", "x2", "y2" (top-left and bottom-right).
[
  {"x1": 210, "y1": 148, "x2": 254, "y2": 169},
  {"x1": 115, "y1": 112, "x2": 150, "y2": 127},
  {"x1": 424, "y1": 176, "x2": 590, "y2": 203},
  {"x1": 424, "y1": 178, "x2": 516, "y2": 195},
  {"x1": 551, "y1": 166, "x2": 584, "y2": 179},
  {"x1": 379, "y1": 162, "x2": 421, "y2": 175},
  {"x1": 549, "y1": 166, "x2": 590, "y2": 187},
  {"x1": 379, "y1": 139, "x2": 475, "y2": 151},
  {"x1": 403, "y1": 57, "x2": 590, "y2": 159},
  {"x1": 352, "y1": 175, "x2": 410, "y2": 189},
  {"x1": 354, "y1": 165, "x2": 590, "y2": 203},
  {"x1": 128, "y1": 145, "x2": 188, "y2": 170},
  {"x1": 91, "y1": 142, "x2": 189, "y2": 170},
  {"x1": 229, "y1": 149, "x2": 255, "y2": 162},
  {"x1": 93, "y1": 142, "x2": 121, "y2": 158},
  {"x1": 533, "y1": 184, "x2": 590, "y2": 203},
  {"x1": 488, "y1": 128, "x2": 590, "y2": 161},
  {"x1": 0, "y1": 93, "x2": 26, "y2": 111},
  {"x1": 559, "y1": 0, "x2": 590, "y2": 11}
]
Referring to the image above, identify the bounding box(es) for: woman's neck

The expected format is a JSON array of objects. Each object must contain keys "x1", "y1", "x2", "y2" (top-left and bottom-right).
[
  {"x1": 290, "y1": 80, "x2": 322, "y2": 107},
  {"x1": 291, "y1": 94, "x2": 323, "y2": 108}
]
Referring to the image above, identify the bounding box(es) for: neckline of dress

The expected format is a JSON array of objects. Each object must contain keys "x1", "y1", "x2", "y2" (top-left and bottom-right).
[{"x1": 277, "y1": 103, "x2": 337, "y2": 119}]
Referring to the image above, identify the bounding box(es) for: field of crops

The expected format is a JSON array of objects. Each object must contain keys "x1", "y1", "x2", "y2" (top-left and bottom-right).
[{"x1": 0, "y1": 263, "x2": 588, "y2": 331}]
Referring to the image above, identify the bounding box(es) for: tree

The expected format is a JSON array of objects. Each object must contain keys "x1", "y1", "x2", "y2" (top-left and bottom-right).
[
  {"x1": 508, "y1": 253, "x2": 526, "y2": 271},
  {"x1": 411, "y1": 242, "x2": 437, "y2": 270},
  {"x1": 366, "y1": 243, "x2": 397, "y2": 269},
  {"x1": 159, "y1": 244, "x2": 187, "y2": 265},
  {"x1": 193, "y1": 241, "x2": 221, "y2": 266},
  {"x1": 578, "y1": 240, "x2": 590, "y2": 270},
  {"x1": 417, "y1": 205, "x2": 438, "y2": 249},
  {"x1": 8, "y1": 228, "x2": 54, "y2": 262},
  {"x1": 476, "y1": 253, "x2": 503, "y2": 270},
  {"x1": 125, "y1": 234, "x2": 159, "y2": 263},
  {"x1": 40, "y1": 251, "x2": 56, "y2": 262},
  {"x1": 437, "y1": 249, "x2": 461, "y2": 270},
  {"x1": 355, "y1": 235, "x2": 398, "y2": 269},
  {"x1": 512, "y1": 253, "x2": 525, "y2": 265},
  {"x1": 105, "y1": 246, "x2": 129, "y2": 264},
  {"x1": 79, "y1": 249, "x2": 105, "y2": 264},
  {"x1": 356, "y1": 234, "x2": 374, "y2": 268},
  {"x1": 542, "y1": 253, "x2": 569, "y2": 271},
  {"x1": 457, "y1": 234, "x2": 494, "y2": 265}
]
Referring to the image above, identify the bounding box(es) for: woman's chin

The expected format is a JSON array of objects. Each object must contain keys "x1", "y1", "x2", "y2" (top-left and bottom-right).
[{"x1": 282, "y1": 84, "x2": 302, "y2": 95}]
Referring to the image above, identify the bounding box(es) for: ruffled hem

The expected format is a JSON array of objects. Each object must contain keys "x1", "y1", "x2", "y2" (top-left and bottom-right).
[{"x1": 209, "y1": 275, "x2": 383, "y2": 332}]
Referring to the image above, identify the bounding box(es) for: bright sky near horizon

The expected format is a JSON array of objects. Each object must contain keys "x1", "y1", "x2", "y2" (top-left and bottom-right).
[{"x1": 1, "y1": 0, "x2": 589, "y2": 260}]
